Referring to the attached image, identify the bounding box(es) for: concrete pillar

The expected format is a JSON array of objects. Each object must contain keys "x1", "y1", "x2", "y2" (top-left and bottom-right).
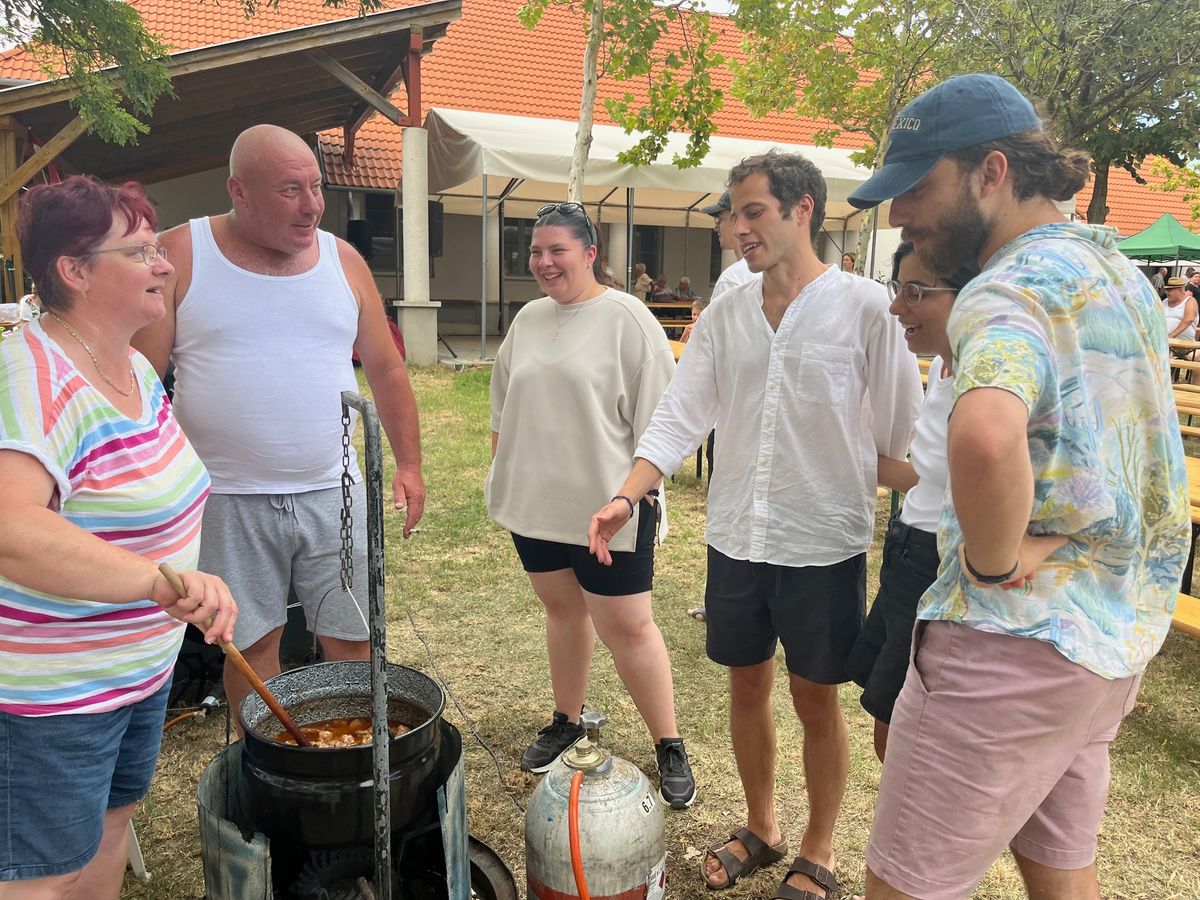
[
  {"x1": 395, "y1": 126, "x2": 440, "y2": 366},
  {"x1": 606, "y1": 222, "x2": 629, "y2": 291}
]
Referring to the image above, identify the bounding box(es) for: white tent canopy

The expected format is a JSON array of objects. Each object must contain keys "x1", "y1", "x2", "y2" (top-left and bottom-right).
[{"x1": 424, "y1": 107, "x2": 880, "y2": 227}]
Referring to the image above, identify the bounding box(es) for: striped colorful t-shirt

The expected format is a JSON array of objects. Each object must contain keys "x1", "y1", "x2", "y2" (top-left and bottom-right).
[{"x1": 0, "y1": 321, "x2": 210, "y2": 715}]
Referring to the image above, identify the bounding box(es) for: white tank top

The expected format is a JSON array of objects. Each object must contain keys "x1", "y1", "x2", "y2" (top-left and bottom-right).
[
  {"x1": 172, "y1": 218, "x2": 361, "y2": 493},
  {"x1": 1165, "y1": 298, "x2": 1196, "y2": 341}
]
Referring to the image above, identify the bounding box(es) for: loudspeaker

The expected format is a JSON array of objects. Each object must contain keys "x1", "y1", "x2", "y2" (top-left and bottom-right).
[
  {"x1": 347, "y1": 219, "x2": 372, "y2": 259},
  {"x1": 428, "y1": 200, "x2": 444, "y2": 258}
]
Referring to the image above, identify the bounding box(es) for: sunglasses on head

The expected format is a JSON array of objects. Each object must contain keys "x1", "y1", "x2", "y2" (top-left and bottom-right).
[{"x1": 536, "y1": 202, "x2": 597, "y2": 247}]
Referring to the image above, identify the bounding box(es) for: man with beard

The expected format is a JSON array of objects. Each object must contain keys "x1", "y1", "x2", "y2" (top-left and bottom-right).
[
  {"x1": 847, "y1": 74, "x2": 1190, "y2": 900},
  {"x1": 590, "y1": 151, "x2": 921, "y2": 897}
]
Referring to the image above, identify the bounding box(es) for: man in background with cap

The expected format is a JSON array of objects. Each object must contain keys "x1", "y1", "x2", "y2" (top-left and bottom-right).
[
  {"x1": 704, "y1": 190, "x2": 761, "y2": 299},
  {"x1": 848, "y1": 74, "x2": 1189, "y2": 899}
]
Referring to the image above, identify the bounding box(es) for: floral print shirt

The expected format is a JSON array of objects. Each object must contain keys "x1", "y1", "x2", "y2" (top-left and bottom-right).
[{"x1": 920, "y1": 222, "x2": 1190, "y2": 679}]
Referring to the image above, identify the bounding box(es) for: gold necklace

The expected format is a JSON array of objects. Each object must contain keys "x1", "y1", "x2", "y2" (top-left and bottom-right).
[{"x1": 47, "y1": 311, "x2": 136, "y2": 397}]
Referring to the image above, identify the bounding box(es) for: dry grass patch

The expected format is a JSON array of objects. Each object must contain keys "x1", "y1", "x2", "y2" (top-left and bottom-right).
[{"x1": 122, "y1": 365, "x2": 1200, "y2": 899}]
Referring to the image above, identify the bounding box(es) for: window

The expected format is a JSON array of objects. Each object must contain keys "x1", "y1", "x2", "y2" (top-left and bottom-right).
[
  {"x1": 633, "y1": 225, "x2": 664, "y2": 277},
  {"x1": 710, "y1": 230, "x2": 723, "y2": 283},
  {"x1": 503, "y1": 218, "x2": 536, "y2": 277}
]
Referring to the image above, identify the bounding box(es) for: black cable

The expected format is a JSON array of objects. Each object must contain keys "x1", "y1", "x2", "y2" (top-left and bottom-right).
[{"x1": 406, "y1": 609, "x2": 525, "y2": 813}]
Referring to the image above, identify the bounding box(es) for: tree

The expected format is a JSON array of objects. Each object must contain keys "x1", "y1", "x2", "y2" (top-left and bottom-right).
[
  {"x1": 960, "y1": 0, "x2": 1200, "y2": 224},
  {"x1": 0, "y1": 0, "x2": 379, "y2": 146},
  {"x1": 730, "y1": 0, "x2": 973, "y2": 272},
  {"x1": 518, "y1": 0, "x2": 724, "y2": 202},
  {"x1": 1148, "y1": 159, "x2": 1200, "y2": 228},
  {"x1": 730, "y1": 0, "x2": 1200, "y2": 245}
]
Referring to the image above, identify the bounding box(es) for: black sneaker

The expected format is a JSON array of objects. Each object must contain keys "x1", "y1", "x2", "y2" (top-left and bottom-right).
[
  {"x1": 520, "y1": 711, "x2": 585, "y2": 773},
  {"x1": 655, "y1": 738, "x2": 697, "y2": 809}
]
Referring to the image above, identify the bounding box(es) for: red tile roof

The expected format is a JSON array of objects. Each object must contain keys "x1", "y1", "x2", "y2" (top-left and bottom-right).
[
  {"x1": 0, "y1": 0, "x2": 1193, "y2": 234},
  {"x1": 1074, "y1": 160, "x2": 1199, "y2": 237}
]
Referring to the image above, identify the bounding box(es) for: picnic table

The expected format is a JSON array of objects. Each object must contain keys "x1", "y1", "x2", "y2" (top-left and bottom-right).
[{"x1": 1169, "y1": 337, "x2": 1200, "y2": 354}]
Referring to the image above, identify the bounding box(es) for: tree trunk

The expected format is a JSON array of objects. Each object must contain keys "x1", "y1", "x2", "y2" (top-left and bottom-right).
[
  {"x1": 853, "y1": 206, "x2": 876, "y2": 276},
  {"x1": 568, "y1": 0, "x2": 603, "y2": 203},
  {"x1": 852, "y1": 129, "x2": 888, "y2": 277},
  {"x1": 1086, "y1": 160, "x2": 1109, "y2": 224}
]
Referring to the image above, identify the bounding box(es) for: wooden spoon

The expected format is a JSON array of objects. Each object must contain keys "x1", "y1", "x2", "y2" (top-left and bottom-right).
[{"x1": 157, "y1": 563, "x2": 312, "y2": 747}]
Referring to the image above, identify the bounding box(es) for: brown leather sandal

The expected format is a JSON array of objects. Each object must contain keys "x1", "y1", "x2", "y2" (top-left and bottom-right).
[
  {"x1": 701, "y1": 826, "x2": 788, "y2": 890},
  {"x1": 772, "y1": 856, "x2": 839, "y2": 900}
]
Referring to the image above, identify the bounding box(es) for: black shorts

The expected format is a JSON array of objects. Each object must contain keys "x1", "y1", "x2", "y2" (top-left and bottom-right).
[
  {"x1": 704, "y1": 545, "x2": 866, "y2": 684},
  {"x1": 511, "y1": 498, "x2": 656, "y2": 597},
  {"x1": 846, "y1": 516, "x2": 939, "y2": 724}
]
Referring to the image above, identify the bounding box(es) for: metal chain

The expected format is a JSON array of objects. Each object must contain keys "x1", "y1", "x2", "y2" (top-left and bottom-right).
[{"x1": 339, "y1": 407, "x2": 354, "y2": 592}]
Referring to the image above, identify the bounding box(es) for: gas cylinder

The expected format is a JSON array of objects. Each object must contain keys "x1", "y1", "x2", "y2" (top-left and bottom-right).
[{"x1": 525, "y1": 738, "x2": 666, "y2": 900}]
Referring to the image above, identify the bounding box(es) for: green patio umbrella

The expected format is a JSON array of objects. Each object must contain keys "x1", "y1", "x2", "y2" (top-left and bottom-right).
[{"x1": 1116, "y1": 213, "x2": 1200, "y2": 262}]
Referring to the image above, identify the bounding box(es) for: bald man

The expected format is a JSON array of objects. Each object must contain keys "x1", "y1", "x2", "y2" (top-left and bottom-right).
[{"x1": 134, "y1": 125, "x2": 425, "y2": 719}]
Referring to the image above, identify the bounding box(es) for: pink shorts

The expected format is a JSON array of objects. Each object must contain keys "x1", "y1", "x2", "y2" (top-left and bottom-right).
[{"x1": 866, "y1": 620, "x2": 1142, "y2": 900}]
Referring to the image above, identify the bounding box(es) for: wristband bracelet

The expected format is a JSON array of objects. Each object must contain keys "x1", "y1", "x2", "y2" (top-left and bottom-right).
[
  {"x1": 611, "y1": 495, "x2": 635, "y2": 519},
  {"x1": 962, "y1": 549, "x2": 1019, "y2": 584}
]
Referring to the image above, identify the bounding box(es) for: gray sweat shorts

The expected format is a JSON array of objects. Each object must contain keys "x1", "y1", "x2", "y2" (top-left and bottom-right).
[{"x1": 198, "y1": 485, "x2": 369, "y2": 650}]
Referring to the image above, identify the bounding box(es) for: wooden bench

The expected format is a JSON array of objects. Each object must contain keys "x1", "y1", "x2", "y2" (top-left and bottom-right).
[{"x1": 1174, "y1": 593, "x2": 1200, "y2": 638}]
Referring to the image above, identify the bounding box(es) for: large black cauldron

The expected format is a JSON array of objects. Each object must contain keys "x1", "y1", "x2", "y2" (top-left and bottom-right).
[{"x1": 238, "y1": 661, "x2": 445, "y2": 851}]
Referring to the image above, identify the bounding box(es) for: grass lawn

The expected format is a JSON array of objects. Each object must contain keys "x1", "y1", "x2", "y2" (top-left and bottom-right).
[{"x1": 129, "y1": 366, "x2": 1200, "y2": 899}]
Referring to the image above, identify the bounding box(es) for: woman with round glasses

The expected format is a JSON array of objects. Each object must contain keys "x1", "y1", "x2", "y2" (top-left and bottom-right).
[
  {"x1": 0, "y1": 176, "x2": 236, "y2": 895},
  {"x1": 846, "y1": 241, "x2": 976, "y2": 763},
  {"x1": 486, "y1": 202, "x2": 696, "y2": 808}
]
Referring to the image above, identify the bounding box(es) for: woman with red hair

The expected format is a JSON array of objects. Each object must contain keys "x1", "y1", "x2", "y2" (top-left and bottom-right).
[{"x1": 0, "y1": 176, "x2": 237, "y2": 897}]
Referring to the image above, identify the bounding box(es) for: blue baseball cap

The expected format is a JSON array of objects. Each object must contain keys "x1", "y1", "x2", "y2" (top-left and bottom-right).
[
  {"x1": 701, "y1": 191, "x2": 731, "y2": 217},
  {"x1": 848, "y1": 74, "x2": 1042, "y2": 210}
]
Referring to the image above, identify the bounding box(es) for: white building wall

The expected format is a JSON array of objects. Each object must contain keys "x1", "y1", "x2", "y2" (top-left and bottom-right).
[{"x1": 139, "y1": 172, "x2": 901, "y2": 335}]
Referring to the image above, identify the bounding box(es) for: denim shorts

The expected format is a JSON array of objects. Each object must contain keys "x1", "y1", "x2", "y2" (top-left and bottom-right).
[
  {"x1": 847, "y1": 516, "x2": 939, "y2": 723},
  {"x1": 0, "y1": 680, "x2": 171, "y2": 881}
]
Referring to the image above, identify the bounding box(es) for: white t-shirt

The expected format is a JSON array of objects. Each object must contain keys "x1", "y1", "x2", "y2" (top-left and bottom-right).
[
  {"x1": 636, "y1": 266, "x2": 922, "y2": 567},
  {"x1": 711, "y1": 258, "x2": 760, "y2": 300},
  {"x1": 487, "y1": 289, "x2": 675, "y2": 552},
  {"x1": 898, "y1": 358, "x2": 954, "y2": 533}
]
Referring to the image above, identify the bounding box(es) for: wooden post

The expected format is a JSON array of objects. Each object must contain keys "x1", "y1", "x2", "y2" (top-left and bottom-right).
[{"x1": 0, "y1": 117, "x2": 22, "y2": 301}]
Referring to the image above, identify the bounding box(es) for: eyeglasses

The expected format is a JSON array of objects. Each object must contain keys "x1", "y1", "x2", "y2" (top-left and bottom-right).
[
  {"x1": 536, "y1": 202, "x2": 597, "y2": 247},
  {"x1": 886, "y1": 279, "x2": 957, "y2": 307},
  {"x1": 84, "y1": 243, "x2": 167, "y2": 266}
]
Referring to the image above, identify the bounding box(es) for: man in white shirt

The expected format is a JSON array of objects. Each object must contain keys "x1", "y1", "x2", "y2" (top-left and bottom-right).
[
  {"x1": 589, "y1": 151, "x2": 922, "y2": 897},
  {"x1": 704, "y1": 190, "x2": 761, "y2": 299}
]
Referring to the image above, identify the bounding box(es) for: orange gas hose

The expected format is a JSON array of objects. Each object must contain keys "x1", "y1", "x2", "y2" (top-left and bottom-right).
[
  {"x1": 568, "y1": 770, "x2": 591, "y2": 900},
  {"x1": 163, "y1": 709, "x2": 202, "y2": 732}
]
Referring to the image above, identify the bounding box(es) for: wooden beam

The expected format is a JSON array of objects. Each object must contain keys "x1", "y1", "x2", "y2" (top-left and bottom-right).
[
  {"x1": 406, "y1": 28, "x2": 424, "y2": 127},
  {"x1": 344, "y1": 38, "x2": 414, "y2": 144},
  {"x1": 305, "y1": 49, "x2": 404, "y2": 125},
  {"x1": 0, "y1": 1, "x2": 461, "y2": 116},
  {"x1": 0, "y1": 115, "x2": 86, "y2": 205}
]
